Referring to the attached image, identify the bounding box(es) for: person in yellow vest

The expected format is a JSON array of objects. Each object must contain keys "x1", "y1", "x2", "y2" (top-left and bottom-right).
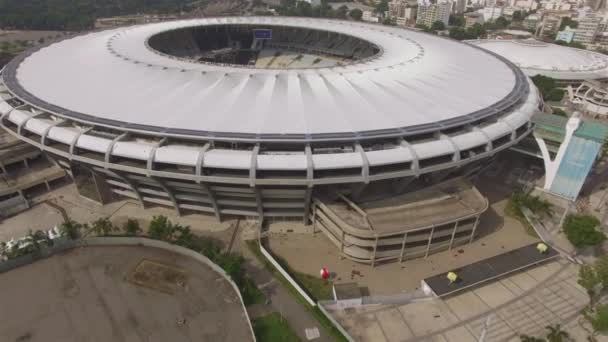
[
  {"x1": 537, "y1": 242, "x2": 548, "y2": 254},
  {"x1": 447, "y1": 271, "x2": 458, "y2": 284}
]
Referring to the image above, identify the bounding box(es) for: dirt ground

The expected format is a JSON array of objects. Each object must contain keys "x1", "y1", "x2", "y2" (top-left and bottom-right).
[{"x1": 0, "y1": 245, "x2": 253, "y2": 342}]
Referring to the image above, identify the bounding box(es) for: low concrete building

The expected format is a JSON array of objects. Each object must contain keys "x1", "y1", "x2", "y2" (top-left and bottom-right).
[
  {"x1": 312, "y1": 178, "x2": 488, "y2": 265},
  {"x1": 573, "y1": 80, "x2": 608, "y2": 116}
]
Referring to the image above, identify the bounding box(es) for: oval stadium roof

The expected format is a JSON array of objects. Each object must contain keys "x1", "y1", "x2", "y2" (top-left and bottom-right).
[
  {"x1": 469, "y1": 39, "x2": 608, "y2": 81},
  {"x1": 3, "y1": 17, "x2": 528, "y2": 142}
]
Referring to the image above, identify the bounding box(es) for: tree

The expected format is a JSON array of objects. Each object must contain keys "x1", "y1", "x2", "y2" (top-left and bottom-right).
[
  {"x1": 374, "y1": 0, "x2": 389, "y2": 13},
  {"x1": 90, "y1": 217, "x2": 116, "y2": 236},
  {"x1": 60, "y1": 220, "x2": 82, "y2": 240},
  {"x1": 519, "y1": 335, "x2": 546, "y2": 342},
  {"x1": 593, "y1": 255, "x2": 608, "y2": 289},
  {"x1": 467, "y1": 23, "x2": 486, "y2": 39},
  {"x1": 430, "y1": 20, "x2": 446, "y2": 31},
  {"x1": 335, "y1": 5, "x2": 348, "y2": 19},
  {"x1": 494, "y1": 16, "x2": 510, "y2": 29},
  {"x1": 449, "y1": 27, "x2": 468, "y2": 40},
  {"x1": 552, "y1": 108, "x2": 567, "y2": 117},
  {"x1": 586, "y1": 304, "x2": 608, "y2": 333},
  {"x1": 512, "y1": 10, "x2": 524, "y2": 21},
  {"x1": 123, "y1": 219, "x2": 141, "y2": 236},
  {"x1": 531, "y1": 75, "x2": 565, "y2": 102},
  {"x1": 559, "y1": 17, "x2": 578, "y2": 30},
  {"x1": 579, "y1": 264, "x2": 601, "y2": 300},
  {"x1": 547, "y1": 88, "x2": 565, "y2": 102},
  {"x1": 545, "y1": 324, "x2": 570, "y2": 342},
  {"x1": 449, "y1": 14, "x2": 465, "y2": 27},
  {"x1": 563, "y1": 214, "x2": 606, "y2": 248},
  {"x1": 349, "y1": 8, "x2": 363, "y2": 21},
  {"x1": 148, "y1": 215, "x2": 176, "y2": 242}
]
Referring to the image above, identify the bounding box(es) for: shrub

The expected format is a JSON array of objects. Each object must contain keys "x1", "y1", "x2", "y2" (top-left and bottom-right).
[
  {"x1": 123, "y1": 219, "x2": 141, "y2": 236},
  {"x1": 586, "y1": 304, "x2": 608, "y2": 333},
  {"x1": 90, "y1": 217, "x2": 116, "y2": 236},
  {"x1": 147, "y1": 215, "x2": 176, "y2": 241},
  {"x1": 563, "y1": 214, "x2": 605, "y2": 247}
]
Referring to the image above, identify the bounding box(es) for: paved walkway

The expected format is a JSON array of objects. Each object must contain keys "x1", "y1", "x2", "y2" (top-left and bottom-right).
[
  {"x1": 241, "y1": 241, "x2": 331, "y2": 342},
  {"x1": 329, "y1": 259, "x2": 589, "y2": 342}
]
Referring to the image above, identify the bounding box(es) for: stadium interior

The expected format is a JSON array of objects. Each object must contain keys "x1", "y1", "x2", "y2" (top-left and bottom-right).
[{"x1": 147, "y1": 24, "x2": 381, "y2": 69}]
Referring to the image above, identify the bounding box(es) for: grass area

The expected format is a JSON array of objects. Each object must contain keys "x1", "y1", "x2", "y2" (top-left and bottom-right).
[
  {"x1": 246, "y1": 240, "x2": 349, "y2": 342},
  {"x1": 505, "y1": 192, "x2": 553, "y2": 238},
  {"x1": 241, "y1": 276, "x2": 267, "y2": 306},
  {"x1": 252, "y1": 312, "x2": 302, "y2": 342},
  {"x1": 272, "y1": 253, "x2": 333, "y2": 301}
]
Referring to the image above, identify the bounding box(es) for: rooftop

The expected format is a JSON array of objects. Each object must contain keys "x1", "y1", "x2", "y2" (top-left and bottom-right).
[
  {"x1": 325, "y1": 178, "x2": 488, "y2": 235},
  {"x1": 469, "y1": 39, "x2": 608, "y2": 80},
  {"x1": 2, "y1": 17, "x2": 528, "y2": 142}
]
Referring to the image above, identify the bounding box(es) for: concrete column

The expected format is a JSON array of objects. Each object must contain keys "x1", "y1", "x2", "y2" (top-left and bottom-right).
[
  {"x1": 200, "y1": 182, "x2": 221, "y2": 222},
  {"x1": 449, "y1": 220, "x2": 459, "y2": 250},
  {"x1": 69, "y1": 127, "x2": 92, "y2": 159},
  {"x1": 401, "y1": 140, "x2": 420, "y2": 176},
  {"x1": 311, "y1": 203, "x2": 317, "y2": 234},
  {"x1": 355, "y1": 143, "x2": 370, "y2": 184},
  {"x1": 104, "y1": 132, "x2": 128, "y2": 168},
  {"x1": 371, "y1": 235, "x2": 379, "y2": 267},
  {"x1": 399, "y1": 232, "x2": 408, "y2": 263},
  {"x1": 112, "y1": 170, "x2": 146, "y2": 209},
  {"x1": 469, "y1": 216, "x2": 480, "y2": 244},
  {"x1": 151, "y1": 177, "x2": 181, "y2": 216},
  {"x1": 249, "y1": 144, "x2": 259, "y2": 188},
  {"x1": 254, "y1": 187, "x2": 264, "y2": 220},
  {"x1": 425, "y1": 226, "x2": 435, "y2": 258},
  {"x1": 303, "y1": 186, "x2": 312, "y2": 225}
]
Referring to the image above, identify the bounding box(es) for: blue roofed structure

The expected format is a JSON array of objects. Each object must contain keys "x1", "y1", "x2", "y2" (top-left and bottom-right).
[{"x1": 532, "y1": 112, "x2": 608, "y2": 200}]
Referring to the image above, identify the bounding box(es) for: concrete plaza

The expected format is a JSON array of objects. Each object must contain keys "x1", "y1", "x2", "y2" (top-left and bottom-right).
[
  {"x1": 0, "y1": 245, "x2": 253, "y2": 342},
  {"x1": 328, "y1": 259, "x2": 592, "y2": 342}
]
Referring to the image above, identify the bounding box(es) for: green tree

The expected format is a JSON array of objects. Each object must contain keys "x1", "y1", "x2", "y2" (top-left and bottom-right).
[
  {"x1": 349, "y1": 8, "x2": 363, "y2": 20},
  {"x1": 147, "y1": 215, "x2": 176, "y2": 242},
  {"x1": 335, "y1": 5, "x2": 348, "y2": 19},
  {"x1": 579, "y1": 264, "x2": 601, "y2": 300},
  {"x1": 60, "y1": 220, "x2": 83, "y2": 240},
  {"x1": 586, "y1": 304, "x2": 608, "y2": 333},
  {"x1": 494, "y1": 16, "x2": 510, "y2": 29},
  {"x1": 519, "y1": 335, "x2": 546, "y2": 342},
  {"x1": 449, "y1": 14, "x2": 465, "y2": 27},
  {"x1": 430, "y1": 20, "x2": 446, "y2": 31},
  {"x1": 593, "y1": 255, "x2": 608, "y2": 289},
  {"x1": 90, "y1": 217, "x2": 116, "y2": 236},
  {"x1": 547, "y1": 88, "x2": 565, "y2": 102},
  {"x1": 552, "y1": 108, "x2": 567, "y2": 117},
  {"x1": 123, "y1": 219, "x2": 141, "y2": 236},
  {"x1": 559, "y1": 17, "x2": 578, "y2": 30},
  {"x1": 563, "y1": 214, "x2": 605, "y2": 248},
  {"x1": 449, "y1": 27, "x2": 469, "y2": 40},
  {"x1": 545, "y1": 324, "x2": 569, "y2": 342},
  {"x1": 512, "y1": 10, "x2": 524, "y2": 21},
  {"x1": 466, "y1": 23, "x2": 487, "y2": 39},
  {"x1": 375, "y1": 0, "x2": 389, "y2": 13}
]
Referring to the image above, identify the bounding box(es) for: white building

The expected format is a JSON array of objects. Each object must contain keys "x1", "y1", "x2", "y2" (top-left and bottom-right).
[
  {"x1": 417, "y1": 2, "x2": 451, "y2": 27},
  {"x1": 574, "y1": 14, "x2": 602, "y2": 46},
  {"x1": 480, "y1": 7, "x2": 504, "y2": 22},
  {"x1": 362, "y1": 10, "x2": 381, "y2": 22}
]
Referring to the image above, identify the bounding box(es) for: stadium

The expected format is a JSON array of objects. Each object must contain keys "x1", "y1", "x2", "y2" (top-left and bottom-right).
[
  {"x1": 469, "y1": 39, "x2": 608, "y2": 86},
  {"x1": 0, "y1": 17, "x2": 541, "y2": 263}
]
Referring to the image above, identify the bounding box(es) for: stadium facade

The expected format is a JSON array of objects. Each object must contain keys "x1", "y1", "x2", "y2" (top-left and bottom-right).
[{"x1": 0, "y1": 17, "x2": 541, "y2": 261}]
